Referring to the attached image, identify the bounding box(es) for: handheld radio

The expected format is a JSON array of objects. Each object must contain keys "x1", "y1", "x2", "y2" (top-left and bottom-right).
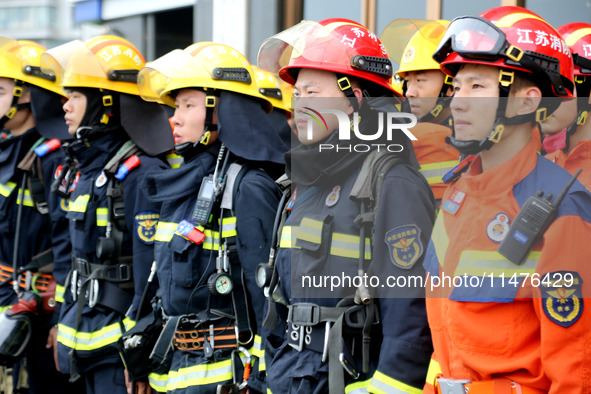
[
  {"x1": 497, "y1": 169, "x2": 581, "y2": 265},
  {"x1": 191, "y1": 175, "x2": 216, "y2": 226}
]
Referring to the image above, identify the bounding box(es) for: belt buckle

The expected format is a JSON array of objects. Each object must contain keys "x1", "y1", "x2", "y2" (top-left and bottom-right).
[
  {"x1": 117, "y1": 264, "x2": 131, "y2": 281},
  {"x1": 437, "y1": 378, "x2": 470, "y2": 394},
  {"x1": 288, "y1": 303, "x2": 320, "y2": 326}
]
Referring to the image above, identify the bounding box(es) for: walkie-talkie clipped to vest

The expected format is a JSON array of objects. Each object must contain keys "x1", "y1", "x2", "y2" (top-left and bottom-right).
[{"x1": 497, "y1": 169, "x2": 582, "y2": 265}]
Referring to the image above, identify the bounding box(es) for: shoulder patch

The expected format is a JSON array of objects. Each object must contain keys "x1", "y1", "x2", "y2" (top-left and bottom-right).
[
  {"x1": 134, "y1": 211, "x2": 159, "y2": 245},
  {"x1": 541, "y1": 271, "x2": 583, "y2": 328},
  {"x1": 384, "y1": 224, "x2": 423, "y2": 269}
]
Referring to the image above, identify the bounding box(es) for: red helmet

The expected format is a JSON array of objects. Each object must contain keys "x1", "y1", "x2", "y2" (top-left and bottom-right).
[
  {"x1": 257, "y1": 18, "x2": 399, "y2": 96},
  {"x1": 434, "y1": 6, "x2": 574, "y2": 98},
  {"x1": 557, "y1": 22, "x2": 591, "y2": 79}
]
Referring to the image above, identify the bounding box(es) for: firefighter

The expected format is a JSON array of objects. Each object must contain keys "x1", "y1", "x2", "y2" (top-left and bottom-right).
[
  {"x1": 423, "y1": 6, "x2": 591, "y2": 393},
  {"x1": 41, "y1": 35, "x2": 173, "y2": 394},
  {"x1": 136, "y1": 42, "x2": 285, "y2": 393},
  {"x1": 257, "y1": 18, "x2": 434, "y2": 393},
  {"x1": 545, "y1": 22, "x2": 591, "y2": 189},
  {"x1": 380, "y1": 19, "x2": 459, "y2": 203},
  {"x1": 0, "y1": 37, "x2": 84, "y2": 394}
]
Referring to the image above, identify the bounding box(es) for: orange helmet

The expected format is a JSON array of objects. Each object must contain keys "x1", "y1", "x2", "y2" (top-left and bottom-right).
[
  {"x1": 258, "y1": 18, "x2": 399, "y2": 97},
  {"x1": 434, "y1": 6, "x2": 574, "y2": 98}
]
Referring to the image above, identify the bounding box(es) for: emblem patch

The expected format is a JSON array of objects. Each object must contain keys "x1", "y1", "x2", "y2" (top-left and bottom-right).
[
  {"x1": 541, "y1": 271, "x2": 583, "y2": 328},
  {"x1": 95, "y1": 171, "x2": 108, "y2": 188},
  {"x1": 325, "y1": 185, "x2": 341, "y2": 207},
  {"x1": 402, "y1": 45, "x2": 415, "y2": 64},
  {"x1": 486, "y1": 212, "x2": 510, "y2": 243},
  {"x1": 384, "y1": 225, "x2": 423, "y2": 269},
  {"x1": 134, "y1": 211, "x2": 159, "y2": 244}
]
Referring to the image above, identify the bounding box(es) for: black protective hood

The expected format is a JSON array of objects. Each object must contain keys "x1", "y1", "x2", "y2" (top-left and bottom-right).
[
  {"x1": 120, "y1": 94, "x2": 174, "y2": 156},
  {"x1": 287, "y1": 96, "x2": 418, "y2": 186},
  {"x1": 216, "y1": 90, "x2": 287, "y2": 165},
  {"x1": 29, "y1": 85, "x2": 71, "y2": 141}
]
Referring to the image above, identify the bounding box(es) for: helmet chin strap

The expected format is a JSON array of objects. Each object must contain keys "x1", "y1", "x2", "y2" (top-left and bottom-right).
[
  {"x1": 0, "y1": 81, "x2": 30, "y2": 129},
  {"x1": 174, "y1": 89, "x2": 219, "y2": 156},
  {"x1": 446, "y1": 68, "x2": 549, "y2": 156}
]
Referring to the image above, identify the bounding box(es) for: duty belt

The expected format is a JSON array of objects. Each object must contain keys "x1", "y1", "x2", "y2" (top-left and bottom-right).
[
  {"x1": 0, "y1": 263, "x2": 53, "y2": 292},
  {"x1": 174, "y1": 319, "x2": 238, "y2": 353},
  {"x1": 436, "y1": 378, "x2": 546, "y2": 394},
  {"x1": 70, "y1": 258, "x2": 133, "y2": 315}
]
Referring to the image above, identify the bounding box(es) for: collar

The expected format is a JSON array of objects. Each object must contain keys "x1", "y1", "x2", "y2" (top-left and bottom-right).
[{"x1": 463, "y1": 137, "x2": 538, "y2": 195}]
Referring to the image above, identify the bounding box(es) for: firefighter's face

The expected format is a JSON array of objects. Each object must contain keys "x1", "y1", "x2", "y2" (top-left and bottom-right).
[
  {"x1": 450, "y1": 64, "x2": 499, "y2": 141},
  {"x1": 292, "y1": 68, "x2": 357, "y2": 145},
  {"x1": 63, "y1": 89, "x2": 87, "y2": 136},
  {"x1": 171, "y1": 89, "x2": 216, "y2": 145},
  {"x1": 405, "y1": 70, "x2": 446, "y2": 119},
  {"x1": 0, "y1": 77, "x2": 31, "y2": 136}
]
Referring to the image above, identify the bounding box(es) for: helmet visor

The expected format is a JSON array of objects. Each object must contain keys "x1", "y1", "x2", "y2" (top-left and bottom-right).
[
  {"x1": 41, "y1": 40, "x2": 89, "y2": 88},
  {"x1": 433, "y1": 16, "x2": 506, "y2": 64},
  {"x1": 380, "y1": 19, "x2": 449, "y2": 72},
  {"x1": 258, "y1": 20, "x2": 392, "y2": 78},
  {"x1": 137, "y1": 49, "x2": 205, "y2": 105}
]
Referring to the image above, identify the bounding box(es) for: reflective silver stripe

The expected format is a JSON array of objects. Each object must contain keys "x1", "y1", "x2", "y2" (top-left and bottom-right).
[
  {"x1": 330, "y1": 233, "x2": 371, "y2": 260},
  {"x1": 420, "y1": 160, "x2": 459, "y2": 184},
  {"x1": 369, "y1": 370, "x2": 422, "y2": 394},
  {"x1": 16, "y1": 189, "x2": 34, "y2": 207},
  {"x1": 155, "y1": 221, "x2": 177, "y2": 242},
  {"x1": 70, "y1": 194, "x2": 91, "y2": 213},
  {"x1": 57, "y1": 322, "x2": 123, "y2": 351},
  {"x1": 166, "y1": 355, "x2": 249, "y2": 390},
  {"x1": 148, "y1": 372, "x2": 168, "y2": 392},
  {"x1": 455, "y1": 250, "x2": 540, "y2": 277},
  {"x1": 297, "y1": 217, "x2": 323, "y2": 244},
  {"x1": 0, "y1": 182, "x2": 16, "y2": 197},
  {"x1": 96, "y1": 207, "x2": 108, "y2": 226}
]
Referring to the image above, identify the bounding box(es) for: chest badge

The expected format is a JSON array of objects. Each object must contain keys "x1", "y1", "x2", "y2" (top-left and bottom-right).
[
  {"x1": 95, "y1": 171, "x2": 108, "y2": 188},
  {"x1": 486, "y1": 212, "x2": 510, "y2": 243},
  {"x1": 441, "y1": 187, "x2": 466, "y2": 215},
  {"x1": 325, "y1": 185, "x2": 341, "y2": 207}
]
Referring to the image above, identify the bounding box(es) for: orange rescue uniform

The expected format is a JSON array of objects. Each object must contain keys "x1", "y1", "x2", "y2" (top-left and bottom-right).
[
  {"x1": 546, "y1": 140, "x2": 591, "y2": 191},
  {"x1": 423, "y1": 138, "x2": 591, "y2": 393}
]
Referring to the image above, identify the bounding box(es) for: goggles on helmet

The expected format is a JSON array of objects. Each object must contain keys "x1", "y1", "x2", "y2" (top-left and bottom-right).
[{"x1": 434, "y1": 16, "x2": 572, "y2": 97}]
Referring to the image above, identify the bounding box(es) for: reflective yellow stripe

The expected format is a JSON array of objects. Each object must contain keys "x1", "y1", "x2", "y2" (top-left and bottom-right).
[
  {"x1": 166, "y1": 355, "x2": 249, "y2": 390},
  {"x1": 96, "y1": 207, "x2": 108, "y2": 226},
  {"x1": 70, "y1": 194, "x2": 91, "y2": 213},
  {"x1": 156, "y1": 221, "x2": 177, "y2": 242},
  {"x1": 0, "y1": 182, "x2": 16, "y2": 197},
  {"x1": 149, "y1": 372, "x2": 168, "y2": 393},
  {"x1": 346, "y1": 378, "x2": 372, "y2": 393},
  {"x1": 455, "y1": 250, "x2": 540, "y2": 276},
  {"x1": 330, "y1": 233, "x2": 371, "y2": 260},
  {"x1": 0, "y1": 305, "x2": 10, "y2": 314},
  {"x1": 218, "y1": 217, "x2": 237, "y2": 237},
  {"x1": 123, "y1": 317, "x2": 136, "y2": 331},
  {"x1": 369, "y1": 370, "x2": 422, "y2": 394},
  {"x1": 57, "y1": 322, "x2": 123, "y2": 351},
  {"x1": 297, "y1": 217, "x2": 323, "y2": 244},
  {"x1": 16, "y1": 189, "x2": 34, "y2": 207},
  {"x1": 251, "y1": 334, "x2": 263, "y2": 358},
  {"x1": 566, "y1": 28, "x2": 591, "y2": 46},
  {"x1": 166, "y1": 153, "x2": 184, "y2": 169},
  {"x1": 496, "y1": 12, "x2": 543, "y2": 28},
  {"x1": 251, "y1": 334, "x2": 265, "y2": 371},
  {"x1": 425, "y1": 358, "x2": 442, "y2": 387},
  {"x1": 279, "y1": 226, "x2": 298, "y2": 248},
  {"x1": 55, "y1": 284, "x2": 65, "y2": 303},
  {"x1": 420, "y1": 160, "x2": 459, "y2": 185},
  {"x1": 431, "y1": 214, "x2": 448, "y2": 267}
]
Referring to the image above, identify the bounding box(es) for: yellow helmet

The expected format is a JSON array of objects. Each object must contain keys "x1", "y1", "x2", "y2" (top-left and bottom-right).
[
  {"x1": 380, "y1": 19, "x2": 449, "y2": 78},
  {"x1": 252, "y1": 65, "x2": 293, "y2": 112},
  {"x1": 138, "y1": 42, "x2": 272, "y2": 112},
  {"x1": 0, "y1": 38, "x2": 63, "y2": 96},
  {"x1": 41, "y1": 35, "x2": 144, "y2": 96}
]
